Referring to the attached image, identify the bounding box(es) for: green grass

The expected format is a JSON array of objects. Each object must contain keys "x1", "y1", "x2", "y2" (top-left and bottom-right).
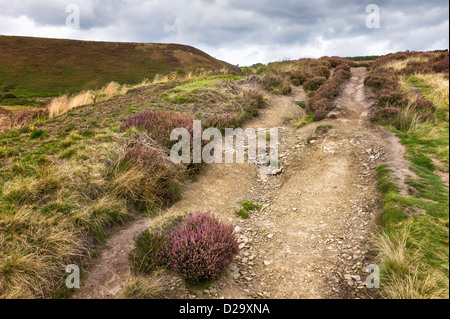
[
  {"x1": 235, "y1": 201, "x2": 261, "y2": 219},
  {"x1": 0, "y1": 72, "x2": 253, "y2": 298},
  {"x1": 235, "y1": 209, "x2": 250, "y2": 219},
  {"x1": 240, "y1": 200, "x2": 261, "y2": 212},
  {"x1": 316, "y1": 124, "x2": 333, "y2": 133},
  {"x1": 0, "y1": 35, "x2": 237, "y2": 100},
  {"x1": 294, "y1": 115, "x2": 314, "y2": 128},
  {"x1": 374, "y1": 71, "x2": 449, "y2": 299}
]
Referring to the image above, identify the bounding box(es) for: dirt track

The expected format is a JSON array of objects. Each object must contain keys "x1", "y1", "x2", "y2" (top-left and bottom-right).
[{"x1": 75, "y1": 68, "x2": 412, "y2": 299}]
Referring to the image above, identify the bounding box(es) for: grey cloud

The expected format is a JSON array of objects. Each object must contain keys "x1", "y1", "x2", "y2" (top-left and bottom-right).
[{"x1": 0, "y1": 0, "x2": 448, "y2": 65}]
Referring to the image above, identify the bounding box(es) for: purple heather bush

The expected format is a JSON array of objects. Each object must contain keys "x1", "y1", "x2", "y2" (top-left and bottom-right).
[
  {"x1": 166, "y1": 212, "x2": 239, "y2": 282},
  {"x1": 124, "y1": 142, "x2": 170, "y2": 171},
  {"x1": 434, "y1": 55, "x2": 449, "y2": 73},
  {"x1": 204, "y1": 112, "x2": 239, "y2": 128},
  {"x1": 120, "y1": 109, "x2": 194, "y2": 148},
  {"x1": 370, "y1": 107, "x2": 401, "y2": 124}
]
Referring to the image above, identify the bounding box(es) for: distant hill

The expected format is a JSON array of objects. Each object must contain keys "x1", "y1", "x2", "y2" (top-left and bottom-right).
[{"x1": 0, "y1": 35, "x2": 238, "y2": 98}]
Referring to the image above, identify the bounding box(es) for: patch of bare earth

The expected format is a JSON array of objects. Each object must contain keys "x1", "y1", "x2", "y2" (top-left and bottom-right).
[{"x1": 74, "y1": 68, "x2": 413, "y2": 299}]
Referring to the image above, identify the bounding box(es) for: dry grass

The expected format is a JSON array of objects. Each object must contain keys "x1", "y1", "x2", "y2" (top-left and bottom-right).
[
  {"x1": 377, "y1": 221, "x2": 449, "y2": 299},
  {"x1": 48, "y1": 69, "x2": 215, "y2": 118},
  {"x1": 383, "y1": 57, "x2": 429, "y2": 71},
  {"x1": 120, "y1": 270, "x2": 186, "y2": 299},
  {"x1": 0, "y1": 210, "x2": 84, "y2": 299},
  {"x1": 413, "y1": 73, "x2": 449, "y2": 111},
  {"x1": 48, "y1": 80, "x2": 150, "y2": 118},
  {"x1": 120, "y1": 275, "x2": 166, "y2": 299}
]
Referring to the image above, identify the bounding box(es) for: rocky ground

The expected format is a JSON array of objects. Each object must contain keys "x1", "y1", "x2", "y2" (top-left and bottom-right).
[{"x1": 75, "y1": 68, "x2": 413, "y2": 299}]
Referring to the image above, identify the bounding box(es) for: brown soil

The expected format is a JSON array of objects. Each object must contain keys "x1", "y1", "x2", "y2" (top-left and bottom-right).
[{"x1": 74, "y1": 68, "x2": 412, "y2": 299}]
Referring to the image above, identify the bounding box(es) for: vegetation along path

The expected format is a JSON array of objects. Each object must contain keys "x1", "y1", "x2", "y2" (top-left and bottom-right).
[{"x1": 75, "y1": 68, "x2": 412, "y2": 299}]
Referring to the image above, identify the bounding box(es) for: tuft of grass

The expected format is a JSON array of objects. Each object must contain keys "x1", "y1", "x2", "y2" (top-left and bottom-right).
[
  {"x1": 235, "y1": 209, "x2": 250, "y2": 219},
  {"x1": 315, "y1": 124, "x2": 333, "y2": 133},
  {"x1": 120, "y1": 274, "x2": 168, "y2": 299},
  {"x1": 294, "y1": 116, "x2": 314, "y2": 128},
  {"x1": 71, "y1": 197, "x2": 129, "y2": 242},
  {"x1": 235, "y1": 201, "x2": 260, "y2": 219},
  {"x1": 240, "y1": 201, "x2": 261, "y2": 212},
  {"x1": 30, "y1": 130, "x2": 48, "y2": 140}
]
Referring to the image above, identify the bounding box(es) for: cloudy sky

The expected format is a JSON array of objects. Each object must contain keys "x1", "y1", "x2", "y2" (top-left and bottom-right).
[{"x1": 0, "y1": 0, "x2": 448, "y2": 65}]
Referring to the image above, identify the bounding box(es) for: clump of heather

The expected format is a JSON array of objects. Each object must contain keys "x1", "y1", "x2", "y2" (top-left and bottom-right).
[
  {"x1": 434, "y1": 55, "x2": 449, "y2": 73},
  {"x1": 12, "y1": 109, "x2": 48, "y2": 126},
  {"x1": 166, "y1": 212, "x2": 239, "y2": 282},
  {"x1": 205, "y1": 112, "x2": 239, "y2": 128},
  {"x1": 370, "y1": 107, "x2": 401, "y2": 123},
  {"x1": 307, "y1": 67, "x2": 352, "y2": 120},
  {"x1": 120, "y1": 109, "x2": 194, "y2": 148},
  {"x1": 303, "y1": 76, "x2": 327, "y2": 92},
  {"x1": 124, "y1": 142, "x2": 171, "y2": 171},
  {"x1": 130, "y1": 231, "x2": 169, "y2": 274}
]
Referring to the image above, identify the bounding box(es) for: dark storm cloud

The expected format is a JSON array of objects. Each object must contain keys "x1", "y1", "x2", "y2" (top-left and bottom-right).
[{"x1": 0, "y1": 0, "x2": 448, "y2": 65}]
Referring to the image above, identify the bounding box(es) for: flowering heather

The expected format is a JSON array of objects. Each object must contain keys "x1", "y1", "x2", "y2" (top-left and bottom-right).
[
  {"x1": 12, "y1": 109, "x2": 48, "y2": 126},
  {"x1": 434, "y1": 55, "x2": 449, "y2": 73},
  {"x1": 370, "y1": 107, "x2": 400, "y2": 123},
  {"x1": 205, "y1": 112, "x2": 239, "y2": 128},
  {"x1": 303, "y1": 77, "x2": 327, "y2": 92},
  {"x1": 307, "y1": 68, "x2": 351, "y2": 120},
  {"x1": 166, "y1": 212, "x2": 239, "y2": 282},
  {"x1": 289, "y1": 70, "x2": 308, "y2": 86},
  {"x1": 125, "y1": 142, "x2": 170, "y2": 171},
  {"x1": 412, "y1": 96, "x2": 436, "y2": 120},
  {"x1": 120, "y1": 109, "x2": 194, "y2": 148},
  {"x1": 377, "y1": 89, "x2": 409, "y2": 108},
  {"x1": 364, "y1": 69, "x2": 399, "y2": 91}
]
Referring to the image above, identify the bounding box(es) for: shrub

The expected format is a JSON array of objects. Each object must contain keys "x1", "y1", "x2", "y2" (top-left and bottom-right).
[
  {"x1": 204, "y1": 112, "x2": 239, "y2": 128},
  {"x1": 303, "y1": 77, "x2": 327, "y2": 92},
  {"x1": 290, "y1": 70, "x2": 308, "y2": 86},
  {"x1": 111, "y1": 143, "x2": 181, "y2": 210},
  {"x1": 310, "y1": 66, "x2": 331, "y2": 79},
  {"x1": 312, "y1": 106, "x2": 330, "y2": 121},
  {"x1": 402, "y1": 61, "x2": 433, "y2": 75},
  {"x1": 377, "y1": 89, "x2": 409, "y2": 108},
  {"x1": 129, "y1": 231, "x2": 169, "y2": 274},
  {"x1": 370, "y1": 107, "x2": 401, "y2": 123},
  {"x1": 234, "y1": 90, "x2": 266, "y2": 119},
  {"x1": 243, "y1": 90, "x2": 266, "y2": 109},
  {"x1": 263, "y1": 76, "x2": 292, "y2": 95},
  {"x1": 120, "y1": 110, "x2": 194, "y2": 148},
  {"x1": 166, "y1": 212, "x2": 239, "y2": 282},
  {"x1": 365, "y1": 69, "x2": 399, "y2": 91},
  {"x1": 124, "y1": 142, "x2": 172, "y2": 172},
  {"x1": 434, "y1": 55, "x2": 449, "y2": 73},
  {"x1": 13, "y1": 109, "x2": 48, "y2": 127},
  {"x1": 412, "y1": 96, "x2": 436, "y2": 121},
  {"x1": 335, "y1": 63, "x2": 352, "y2": 73}
]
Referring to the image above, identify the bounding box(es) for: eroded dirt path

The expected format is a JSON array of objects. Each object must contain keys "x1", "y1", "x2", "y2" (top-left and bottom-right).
[{"x1": 75, "y1": 68, "x2": 411, "y2": 299}]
